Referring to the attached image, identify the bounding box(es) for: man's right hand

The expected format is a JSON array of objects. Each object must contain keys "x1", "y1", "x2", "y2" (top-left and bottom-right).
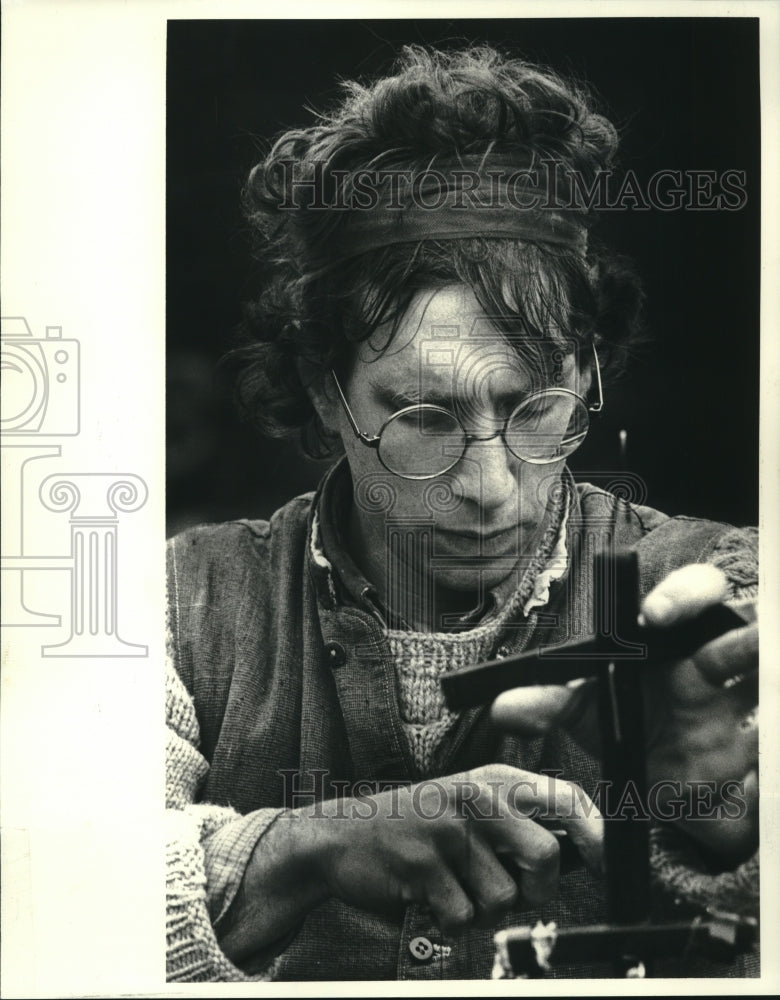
[
  {"x1": 220, "y1": 764, "x2": 602, "y2": 964},
  {"x1": 316, "y1": 764, "x2": 603, "y2": 930}
]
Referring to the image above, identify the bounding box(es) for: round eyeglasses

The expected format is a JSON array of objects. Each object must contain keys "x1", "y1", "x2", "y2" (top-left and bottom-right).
[{"x1": 331, "y1": 342, "x2": 603, "y2": 480}]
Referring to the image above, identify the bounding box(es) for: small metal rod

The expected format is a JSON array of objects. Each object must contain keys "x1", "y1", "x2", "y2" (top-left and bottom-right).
[{"x1": 607, "y1": 662, "x2": 622, "y2": 744}]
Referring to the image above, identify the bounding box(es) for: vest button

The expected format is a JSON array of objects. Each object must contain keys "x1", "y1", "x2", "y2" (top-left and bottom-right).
[
  {"x1": 324, "y1": 641, "x2": 346, "y2": 668},
  {"x1": 409, "y1": 936, "x2": 434, "y2": 961}
]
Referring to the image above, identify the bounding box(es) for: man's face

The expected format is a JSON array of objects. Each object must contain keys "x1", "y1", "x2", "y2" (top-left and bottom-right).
[{"x1": 329, "y1": 284, "x2": 587, "y2": 594}]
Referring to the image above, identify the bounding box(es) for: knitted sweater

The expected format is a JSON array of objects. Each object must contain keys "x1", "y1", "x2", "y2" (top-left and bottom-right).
[{"x1": 375, "y1": 486, "x2": 569, "y2": 776}]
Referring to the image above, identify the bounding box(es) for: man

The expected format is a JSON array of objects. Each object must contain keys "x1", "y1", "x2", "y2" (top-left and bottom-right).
[{"x1": 166, "y1": 46, "x2": 758, "y2": 980}]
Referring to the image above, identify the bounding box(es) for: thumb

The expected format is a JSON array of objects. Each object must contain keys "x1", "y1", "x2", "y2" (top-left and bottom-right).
[
  {"x1": 490, "y1": 680, "x2": 589, "y2": 737},
  {"x1": 641, "y1": 563, "x2": 728, "y2": 627}
]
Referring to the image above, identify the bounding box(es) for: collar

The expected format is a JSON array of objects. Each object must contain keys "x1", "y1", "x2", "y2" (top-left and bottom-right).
[{"x1": 311, "y1": 458, "x2": 382, "y2": 613}]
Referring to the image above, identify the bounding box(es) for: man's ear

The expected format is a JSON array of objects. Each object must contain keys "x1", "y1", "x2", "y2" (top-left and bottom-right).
[{"x1": 297, "y1": 358, "x2": 341, "y2": 433}]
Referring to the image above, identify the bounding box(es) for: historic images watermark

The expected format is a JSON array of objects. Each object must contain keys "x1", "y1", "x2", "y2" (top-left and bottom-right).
[
  {"x1": 277, "y1": 769, "x2": 748, "y2": 823},
  {"x1": 276, "y1": 160, "x2": 748, "y2": 213}
]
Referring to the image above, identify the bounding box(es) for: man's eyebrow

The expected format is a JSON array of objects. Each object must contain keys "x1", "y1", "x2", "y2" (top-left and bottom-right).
[
  {"x1": 369, "y1": 378, "x2": 530, "y2": 411},
  {"x1": 375, "y1": 383, "x2": 454, "y2": 408}
]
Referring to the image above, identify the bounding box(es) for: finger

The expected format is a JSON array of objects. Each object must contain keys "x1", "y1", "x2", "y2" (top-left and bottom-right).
[
  {"x1": 677, "y1": 769, "x2": 759, "y2": 865},
  {"x1": 641, "y1": 564, "x2": 728, "y2": 627},
  {"x1": 678, "y1": 809, "x2": 758, "y2": 866},
  {"x1": 501, "y1": 774, "x2": 604, "y2": 877},
  {"x1": 490, "y1": 680, "x2": 601, "y2": 757},
  {"x1": 729, "y1": 597, "x2": 758, "y2": 625},
  {"x1": 721, "y1": 670, "x2": 759, "y2": 718},
  {"x1": 693, "y1": 622, "x2": 758, "y2": 686},
  {"x1": 734, "y1": 709, "x2": 759, "y2": 767},
  {"x1": 422, "y1": 866, "x2": 475, "y2": 933},
  {"x1": 452, "y1": 835, "x2": 520, "y2": 927},
  {"x1": 491, "y1": 817, "x2": 561, "y2": 906},
  {"x1": 490, "y1": 684, "x2": 579, "y2": 736}
]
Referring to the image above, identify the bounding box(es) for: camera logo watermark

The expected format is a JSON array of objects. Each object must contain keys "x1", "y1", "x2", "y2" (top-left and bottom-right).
[
  {"x1": 1, "y1": 316, "x2": 148, "y2": 656},
  {"x1": 1, "y1": 319, "x2": 80, "y2": 435}
]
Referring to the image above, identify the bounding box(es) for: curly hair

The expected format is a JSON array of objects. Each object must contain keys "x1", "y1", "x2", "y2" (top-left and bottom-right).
[{"x1": 230, "y1": 45, "x2": 645, "y2": 457}]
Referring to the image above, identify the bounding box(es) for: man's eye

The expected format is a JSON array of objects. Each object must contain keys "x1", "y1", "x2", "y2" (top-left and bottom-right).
[
  {"x1": 528, "y1": 401, "x2": 555, "y2": 417},
  {"x1": 394, "y1": 408, "x2": 456, "y2": 432}
]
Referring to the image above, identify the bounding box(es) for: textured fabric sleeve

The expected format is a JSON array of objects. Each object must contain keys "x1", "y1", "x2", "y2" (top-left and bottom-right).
[
  {"x1": 704, "y1": 525, "x2": 759, "y2": 603},
  {"x1": 166, "y1": 648, "x2": 285, "y2": 982},
  {"x1": 649, "y1": 524, "x2": 759, "y2": 972},
  {"x1": 650, "y1": 826, "x2": 759, "y2": 918}
]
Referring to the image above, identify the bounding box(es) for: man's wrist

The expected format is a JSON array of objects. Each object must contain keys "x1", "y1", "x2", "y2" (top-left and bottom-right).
[{"x1": 219, "y1": 807, "x2": 336, "y2": 964}]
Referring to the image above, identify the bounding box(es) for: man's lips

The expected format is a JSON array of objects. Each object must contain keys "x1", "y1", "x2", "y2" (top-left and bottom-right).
[{"x1": 433, "y1": 523, "x2": 522, "y2": 542}]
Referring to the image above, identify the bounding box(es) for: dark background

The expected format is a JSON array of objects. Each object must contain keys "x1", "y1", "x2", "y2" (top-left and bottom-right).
[{"x1": 167, "y1": 18, "x2": 760, "y2": 537}]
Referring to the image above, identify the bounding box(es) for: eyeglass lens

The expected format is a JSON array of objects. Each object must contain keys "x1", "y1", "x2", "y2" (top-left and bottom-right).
[
  {"x1": 376, "y1": 390, "x2": 589, "y2": 478},
  {"x1": 378, "y1": 406, "x2": 465, "y2": 479},
  {"x1": 504, "y1": 390, "x2": 589, "y2": 465}
]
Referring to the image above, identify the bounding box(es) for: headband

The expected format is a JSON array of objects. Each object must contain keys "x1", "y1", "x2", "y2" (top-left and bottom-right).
[{"x1": 327, "y1": 155, "x2": 589, "y2": 260}]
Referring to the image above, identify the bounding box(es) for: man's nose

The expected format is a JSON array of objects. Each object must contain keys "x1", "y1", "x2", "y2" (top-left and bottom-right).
[{"x1": 454, "y1": 438, "x2": 518, "y2": 510}]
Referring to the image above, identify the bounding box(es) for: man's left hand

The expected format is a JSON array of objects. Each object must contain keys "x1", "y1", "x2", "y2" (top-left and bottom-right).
[{"x1": 491, "y1": 564, "x2": 758, "y2": 865}]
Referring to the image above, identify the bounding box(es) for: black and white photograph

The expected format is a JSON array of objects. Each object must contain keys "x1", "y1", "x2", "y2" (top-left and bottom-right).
[
  {"x1": 2, "y1": 3, "x2": 779, "y2": 995},
  {"x1": 165, "y1": 16, "x2": 763, "y2": 983}
]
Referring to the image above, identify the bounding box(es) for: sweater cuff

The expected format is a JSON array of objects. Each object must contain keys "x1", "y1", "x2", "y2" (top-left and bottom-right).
[
  {"x1": 650, "y1": 823, "x2": 759, "y2": 919},
  {"x1": 166, "y1": 808, "x2": 283, "y2": 982},
  {"x1": 704, "y1": 525, "x2": 758, "y2": 601}
]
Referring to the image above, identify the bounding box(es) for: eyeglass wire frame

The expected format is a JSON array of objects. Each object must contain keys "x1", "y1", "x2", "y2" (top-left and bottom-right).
[{"x1": 330, "y1": 339, "x2": 604, "y2": 479}]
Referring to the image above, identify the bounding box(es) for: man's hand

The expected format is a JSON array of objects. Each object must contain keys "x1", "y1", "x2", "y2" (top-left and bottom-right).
[
  {"x1": 221, "y1": 765, "x2": 602, "y2": 963},
  {"x1": 491, "y1": 564, "x2": 758, "y2": 864},
  {"x1": 314, "y1": 765, "x2": 602, "y2": 932}
]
